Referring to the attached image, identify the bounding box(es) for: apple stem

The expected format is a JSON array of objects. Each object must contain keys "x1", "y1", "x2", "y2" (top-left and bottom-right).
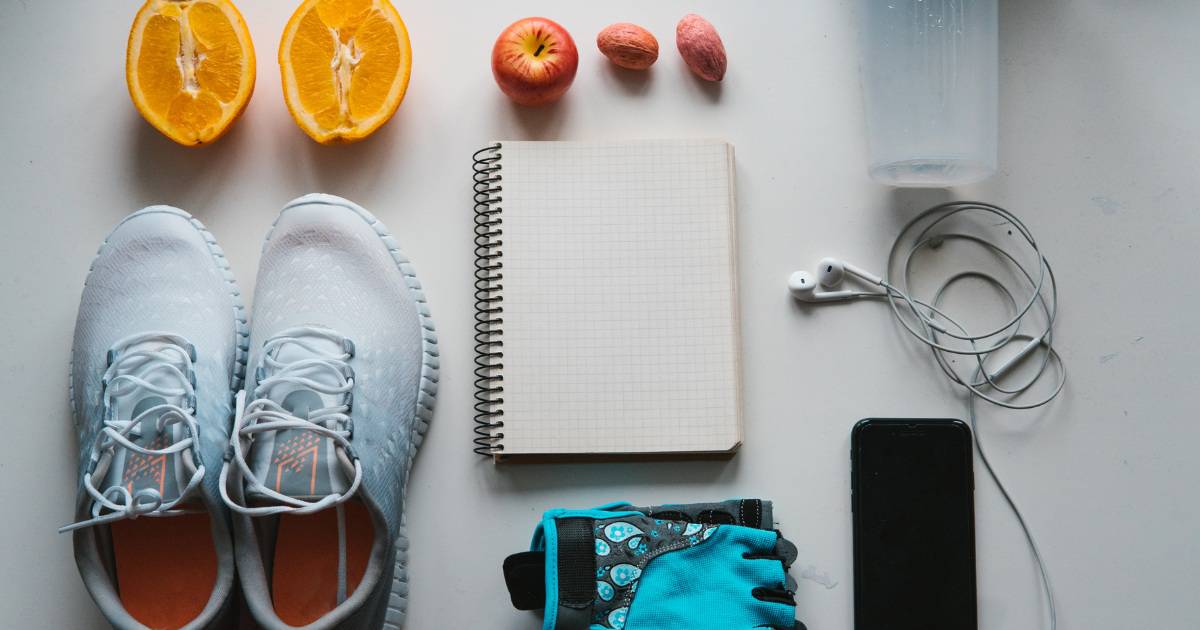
[{"x1": 534, "y1": 43, "x2": 545, "y2": 57}]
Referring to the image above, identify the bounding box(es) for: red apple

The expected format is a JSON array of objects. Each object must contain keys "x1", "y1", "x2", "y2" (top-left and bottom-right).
[{"x1": 491, "y1": 17, "x2": 578, "y2": 107}]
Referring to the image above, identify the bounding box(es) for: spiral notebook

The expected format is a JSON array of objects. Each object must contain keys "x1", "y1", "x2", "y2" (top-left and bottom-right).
[{"x1": 473, "y1": 139, "x2": 742, "y2": 459}]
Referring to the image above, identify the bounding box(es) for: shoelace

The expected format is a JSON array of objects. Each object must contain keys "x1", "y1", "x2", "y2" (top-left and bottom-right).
[
  {"x1": 219, "y1": 326, "x2": 363, "y2": 516},
  {"x1": 220, "y1": 326, "x2": 364, "y2": 604},
  {"x1": 60, "y1": 332, "x2": 206, "y2": 533}
]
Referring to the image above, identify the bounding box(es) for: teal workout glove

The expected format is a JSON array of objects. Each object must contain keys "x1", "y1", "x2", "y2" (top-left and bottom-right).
[{"x1": 503, "y1": 500, "x2": 806, "y2": 630}]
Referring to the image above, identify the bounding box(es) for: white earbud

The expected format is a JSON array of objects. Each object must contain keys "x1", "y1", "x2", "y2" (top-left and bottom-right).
[
  {"x1": 816, "y1": 257, "x2": 845, "y2": 288},
  {"x1": 818, "y1": 257, "x2": 884, "y2": 287},
  {"x1": 789, "y1": 258, "x2": 885, "y2": 302},
  {"x1": 787, "y1": 270, "x2": 857, "y2": 302}
]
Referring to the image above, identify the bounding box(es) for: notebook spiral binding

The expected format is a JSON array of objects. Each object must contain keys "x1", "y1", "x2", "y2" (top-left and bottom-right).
[{"x1": 473, "y1": 143, "x2": 505, "y2": 455}]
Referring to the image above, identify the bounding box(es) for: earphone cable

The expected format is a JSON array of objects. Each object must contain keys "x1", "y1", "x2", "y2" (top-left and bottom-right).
[
  {"x1": 856, "y1": 201, "x2": 1061, "y2": 629},
  {"x1": 969, "y1": 384, "x2": 1058, "y2": 630}
]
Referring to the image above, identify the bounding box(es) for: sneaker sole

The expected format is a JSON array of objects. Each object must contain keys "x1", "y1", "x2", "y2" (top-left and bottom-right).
[
  {"x1": 269, "y1": 194, "x2": 440, "y2": 629},
  {"x1": 68, "y1": 206, "x2": 250, "y2": 428}
]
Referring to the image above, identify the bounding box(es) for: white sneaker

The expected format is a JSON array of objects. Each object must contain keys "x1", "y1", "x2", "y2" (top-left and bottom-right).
[
  {"x1": 67, "y1": 206, "x2": 247, "y2": 629},
  {"x1": 222, "y1": 194, "x2": 438, "y2": 629}
]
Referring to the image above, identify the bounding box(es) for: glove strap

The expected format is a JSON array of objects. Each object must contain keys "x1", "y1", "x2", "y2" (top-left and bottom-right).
[
  {"x1": 503, "y1": 517, "x2": 597, "y2": 629},
  {"x1": 502, "y1": 551, "x2": 546, "y2": 611},
  {"x1": 553, "y1": 517, "x2": 596, "y2": 629},
  {"x1": 625, "y1": 498, "x2": 771, "y2": 529}
]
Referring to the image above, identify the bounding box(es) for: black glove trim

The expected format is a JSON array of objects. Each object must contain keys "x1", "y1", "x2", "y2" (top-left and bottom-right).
[
  {"x1": 502, "y1": 551, "x2": 546, "y2": 611},
  {"x1": 756, "y1": 622, "x2": 808, "y2": 630},
  {"x1": 740, "y1": 499, "x2": 764, "y2": 529},
  {"x1": 752, "y1": 586, "x2": 797, "y2": 606},
  {"x1": 554, "y1": 517, "x2": 596, "y2": 629}
]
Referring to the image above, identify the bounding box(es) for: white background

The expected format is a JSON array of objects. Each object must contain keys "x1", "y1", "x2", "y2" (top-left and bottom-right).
[{"x1": 1, "y1": 1, "x2": 1198, "y2": 628}]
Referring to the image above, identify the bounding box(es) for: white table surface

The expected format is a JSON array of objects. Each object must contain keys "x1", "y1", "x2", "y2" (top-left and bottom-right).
[{"x1": 2, "y1": 1, "x2": 1198, "y2": 628}]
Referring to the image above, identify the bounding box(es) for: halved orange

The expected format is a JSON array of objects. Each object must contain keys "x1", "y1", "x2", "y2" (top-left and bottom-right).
[
  {"x1": 279, "y1": 0, "x2": 412, "y2": 144},
  {"x1": 127, "y1": 0, "x2": 256, "y2": 146}
]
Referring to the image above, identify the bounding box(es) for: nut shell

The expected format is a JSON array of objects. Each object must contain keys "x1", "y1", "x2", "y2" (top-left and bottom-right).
[
  {"x1": 676, "y1": 14, "x2": 726, "y2": 81},
  {"x1": 597, "y1": 23, "x2": 659, "y2": 70}
]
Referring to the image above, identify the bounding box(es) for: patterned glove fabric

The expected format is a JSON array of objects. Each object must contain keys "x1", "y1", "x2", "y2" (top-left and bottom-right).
[{"x1": 503, "y1": 500, "x2": 807, "y2": 630}]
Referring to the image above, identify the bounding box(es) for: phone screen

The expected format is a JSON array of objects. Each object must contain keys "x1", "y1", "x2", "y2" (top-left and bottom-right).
[{"x1": 852, "y1": 419, "x2": 977, "y2": 630}]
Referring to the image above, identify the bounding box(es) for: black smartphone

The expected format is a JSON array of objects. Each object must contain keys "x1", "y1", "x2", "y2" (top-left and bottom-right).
[{"x1": 851, "y1": 418, "x2": 977, "y2": 630}]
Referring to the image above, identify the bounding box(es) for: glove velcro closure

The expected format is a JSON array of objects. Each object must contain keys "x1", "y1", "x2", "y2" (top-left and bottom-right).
[
  {"x1": 553, "y1": 517, "x2": 596, "y2": 629},
  {"x1": 503, "y1": 551, "x2": 546, "y2": 611},
  {"x1": 503, "y1": 517, "x2": 597, "y2": 629}
]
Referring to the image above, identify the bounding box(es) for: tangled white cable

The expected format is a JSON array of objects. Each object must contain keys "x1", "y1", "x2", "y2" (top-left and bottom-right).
[{"x1": 789, "y1": 201, "x2": 1063, "y2": 629}]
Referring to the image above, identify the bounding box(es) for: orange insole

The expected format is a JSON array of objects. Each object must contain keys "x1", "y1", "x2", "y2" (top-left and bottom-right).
[
  {"x1": 272, "y1": 500, "x2": 373, "y2": 626},
  {"x1": 111, "y1": 513, "x2": 217, "y2": 629}
]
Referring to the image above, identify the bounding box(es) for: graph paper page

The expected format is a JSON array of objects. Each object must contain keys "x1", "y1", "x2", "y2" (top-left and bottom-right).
[{"x1": 495, "y1": 139, "x2": 741, "y2": 455}]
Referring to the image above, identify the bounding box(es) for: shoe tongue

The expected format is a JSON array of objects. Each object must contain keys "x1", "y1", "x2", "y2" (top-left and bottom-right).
[
  {"x1": 101, "y1": 396, "x2": 188, "y2": 505},
  {"x1": 100, "y1": 337, "x2": 199, "y2": 506},
  {"x1": 122, "y1": 337, "x2": 192, "y2": 394},
  {"x1": 246, "y1": 332, "x2": 352, "y2": 503},
  {"x1": 245, "y1": 394, "x2": 352, "y2": 503}
]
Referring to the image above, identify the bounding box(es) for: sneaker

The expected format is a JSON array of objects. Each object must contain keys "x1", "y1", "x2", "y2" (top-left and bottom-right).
[
  {"x1": 222, "y1": 194, "x2": 439, "y2": 629},
  {"x1": 66, "y1": 207, "x2": 248, "y2": 629}
]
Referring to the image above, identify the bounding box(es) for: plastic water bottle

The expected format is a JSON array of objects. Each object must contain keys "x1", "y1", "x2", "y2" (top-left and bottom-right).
[{"x1": 858, "y1": 0, "x2": 998, "y2": 187}]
